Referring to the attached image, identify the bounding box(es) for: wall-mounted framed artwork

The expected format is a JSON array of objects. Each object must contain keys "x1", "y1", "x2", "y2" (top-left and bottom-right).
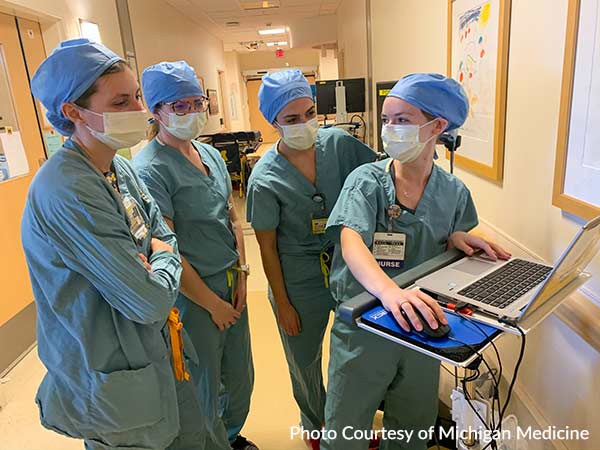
[
  {"x1": 447, "y1": 0, "x2": 511, "y2": 181},
  {"x1": 207, "y1": 89, "x2": 219, "y2": 115},
  {"x1": 553, "y1": 0, "x2": 600, "y2": 220}
]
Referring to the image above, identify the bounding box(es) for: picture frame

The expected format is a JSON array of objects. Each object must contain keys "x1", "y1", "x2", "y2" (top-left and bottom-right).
[
  {"x1": 207, "y1": 89, "x2": 219, "y2": 115},
  {"x1": 552, "y1": 0, "x2": 600, "y2": 220},
  {"x1": 446, "y1": 0, "x2": 511, "y2": 181},
  {"x1": 197, "y1": 76, "x2": 205, "y2": 95}
]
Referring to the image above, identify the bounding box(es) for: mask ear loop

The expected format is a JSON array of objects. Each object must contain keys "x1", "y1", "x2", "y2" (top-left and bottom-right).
[
  {"x1": 421, "y1": 118, "x2": 442, "y2": 160},
  {"x1": 73, "y1": 104, "x2": 106, "y2": 136},
  {"x1": 156, "y1": 106, "x2": 172, "y2": 129},
  {"x1": 272, "y1": 121, "x2": 286, "y2": 147}
]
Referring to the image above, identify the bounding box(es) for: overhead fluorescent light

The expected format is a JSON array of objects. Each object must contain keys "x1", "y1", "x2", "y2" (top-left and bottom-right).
[
  {"x1": 240, "y1": 0, "x2": 280, "y2": 11},
  {"x1": 79, "y1": 19, "x2": 101, "y2": 43},
  {"x1": 266, "y1": 41, "x2": 287, "y2": 47},
  {"x1": 258, "y1": 27, "x2": 286, "y2": 35}
]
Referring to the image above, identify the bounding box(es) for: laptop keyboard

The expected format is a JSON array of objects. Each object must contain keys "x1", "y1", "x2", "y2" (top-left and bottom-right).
[{"x1": 457, "y1": 259, "x2": 553, "y2": 310}]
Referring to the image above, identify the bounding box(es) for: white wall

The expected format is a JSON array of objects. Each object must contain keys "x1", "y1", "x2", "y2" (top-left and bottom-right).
[
  {"x1": 290, "y1": 14, "x2": 337, "y2": 49},
  {"x1": 318, "y1": 48, "x2": 338, "y2": 81},
  {"x1": 128, "y1": 0, "x2": 226, "y2": 134},
  {"x1": 362, "y1": 1, "x2": 600, "y2": 447},
  {"x1": 336, "y1": 0, "x2": 368, "y2": 78},
  {"x1": 224, "y1": 51, "x2": 251, "y2": 131},
  {"x1": 0, "y1": 0, "x2": 123, "y2": 56}
]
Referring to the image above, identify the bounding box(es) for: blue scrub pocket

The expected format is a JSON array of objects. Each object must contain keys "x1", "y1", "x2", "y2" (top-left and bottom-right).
[{"x1": 89, "y1": 362, "x2": 163, "y2": 433}]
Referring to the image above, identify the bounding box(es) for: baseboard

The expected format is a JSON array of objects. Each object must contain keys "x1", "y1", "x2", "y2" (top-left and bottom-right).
[
  {"x1": 0, "y1": 302, "x2": 36, "y2": 377},
  {"x1": 511, "y1": 384, "x2": 568, "y2": 450}
]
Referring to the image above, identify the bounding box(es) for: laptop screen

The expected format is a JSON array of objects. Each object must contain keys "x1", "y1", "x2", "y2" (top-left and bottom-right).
[{"x1": 522, "y1": 216, "x2": 600, "y2": 317}]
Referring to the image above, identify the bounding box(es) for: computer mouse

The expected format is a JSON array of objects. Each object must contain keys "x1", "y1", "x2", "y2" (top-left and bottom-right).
[{"x1": 400, "y1": 308, "x2": 451, "y2": 339}]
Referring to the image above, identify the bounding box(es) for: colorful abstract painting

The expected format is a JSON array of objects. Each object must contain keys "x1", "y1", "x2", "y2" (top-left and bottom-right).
[{"x1": 449, "y1": 0, "x2": 508, "y2": 180}]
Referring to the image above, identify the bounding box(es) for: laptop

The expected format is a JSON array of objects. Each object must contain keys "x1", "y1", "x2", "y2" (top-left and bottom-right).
[{"x1": 416, "y1": 216, "x2": 600, "y2": 321}]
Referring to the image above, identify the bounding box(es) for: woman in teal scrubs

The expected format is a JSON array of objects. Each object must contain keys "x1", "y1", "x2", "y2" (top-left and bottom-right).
[
  {"x1": 23, "y1": 39, "x2": 204, "y2": 450},
  {"x1": 322, "y1": 73, "x2": 510, "y2": 450},
  {"x1": 246, "y1": 69, "x2": 376, "y2": 449},
  {"x1": 133, "y1": 61, "x2": 257, "y2": 450}
]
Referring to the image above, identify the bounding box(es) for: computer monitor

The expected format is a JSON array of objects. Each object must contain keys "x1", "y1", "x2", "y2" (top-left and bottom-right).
[
  {"x1": 316, "y1": 78, "x2": 366, "y2": 115},
  {"x1": 376, "y1": 80, "x2": 398, "y2": 151}
]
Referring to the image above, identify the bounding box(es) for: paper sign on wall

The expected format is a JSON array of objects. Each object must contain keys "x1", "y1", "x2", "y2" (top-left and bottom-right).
[
  {"x1": 0, "y1": 128, "x2": 29, "y2": 181},
  {"x1": 44, "y1": 130, "x2": 63, "y2": 158}
]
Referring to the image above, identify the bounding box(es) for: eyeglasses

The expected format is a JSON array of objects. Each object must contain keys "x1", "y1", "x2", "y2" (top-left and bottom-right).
[{"x1": 166, "y1": 97, "x2": 209, "y2": 115}]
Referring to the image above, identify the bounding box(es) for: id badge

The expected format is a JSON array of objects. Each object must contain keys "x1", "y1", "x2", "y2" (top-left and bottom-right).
[
  {"x1": 311, "y1": 217, "x2": 328, "y2": 235},
  {"x1": 122, "y1": 195, "x2": 149, "y2": 243},
  {"x1": 373, "y1": 232, "x2": 406, "y2": 269}
]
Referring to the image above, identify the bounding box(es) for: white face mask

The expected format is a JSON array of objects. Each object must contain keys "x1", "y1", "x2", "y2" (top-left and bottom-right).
[
  {"x1": 161, "y1": 112, "x2": 207, "y2": 141},
  {"x1": 277, "y1": 118, "x2": 319, "y2": 151},
  {"x1": 381, "y1": 119, "x2": 437, "y2": 163},
  {"x1": 81, "y1": 108, "x2": 148, "y2": 150}
]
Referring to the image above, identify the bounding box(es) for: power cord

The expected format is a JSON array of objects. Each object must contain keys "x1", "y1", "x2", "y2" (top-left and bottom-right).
[
  {"x1": 497, "y1": 320, "x2": 527, "y2": 433},
  {"x1": 455, "y1": 311, "x2": 504, "y2": 436},
  {"x1": 446, "y1": 314, "x2": 527, "y2": 450},
  {"x1": 447, "y1": 335, "x2": 499, "y2": 450},
  {"x1": 349, "y1": 114, "x2": 367, "y2": 141}
]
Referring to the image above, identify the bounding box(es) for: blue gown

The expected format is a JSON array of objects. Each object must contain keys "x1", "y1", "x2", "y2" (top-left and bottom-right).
[
  {"x1": 246, "y1": 127, "x2": 376, "y2": 431},
  {"x1": 133, "y1": 138, "x2": 253, "y2": 450},
  {"x1": 322, "y1": 159, "x2": 478, "y2": 450},
  {"x1": 21, "y1": 139, "x2": 204, "y2": 450}
]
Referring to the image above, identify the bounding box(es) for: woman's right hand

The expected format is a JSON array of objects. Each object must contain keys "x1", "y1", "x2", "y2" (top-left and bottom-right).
[
  {"x1": 208, "y1": 297, "x2": 241, "y2": 332},
  {"x1": 151, "y1": 237, "x2": 173, "y2": 254},
  {"x1": 276, "y1": 300, "x2": 301, "y2": 336},
  {"x1": 379, "y1": 286, "x2": 448, "y2": 333}
]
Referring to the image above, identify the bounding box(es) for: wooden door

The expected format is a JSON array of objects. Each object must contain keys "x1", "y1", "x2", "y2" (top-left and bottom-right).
[
  {"x1": 0, "y1": 13, "x2": 46, "y2": 328},
  {"x1": 246, "y1": 75, "x2": 317, "y2": 145}
]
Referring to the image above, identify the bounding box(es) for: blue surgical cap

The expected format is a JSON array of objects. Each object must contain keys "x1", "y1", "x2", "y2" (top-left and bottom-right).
[
  {"x1": 388, "y1": 73, "x2": 469, "y2": 131},
  {"x1": 30, "y1": 38, "x2": 122, "y2": 136},
  {"x1": 259, "y1": 70, "x2": 313, "y2": 123},
  {"x1": 142, "y1": 61, "x2": 204, "y2": 112}
]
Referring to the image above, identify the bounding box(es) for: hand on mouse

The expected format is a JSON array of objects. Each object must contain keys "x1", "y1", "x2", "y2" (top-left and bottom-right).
[{"x1": 379, "y1": 286, "x2": 448, "y2": 333}]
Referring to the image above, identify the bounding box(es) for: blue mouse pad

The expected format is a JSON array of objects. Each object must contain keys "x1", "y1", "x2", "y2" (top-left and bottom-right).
[{"x1": 361, "y1": 305, "x2": 503, "y2": 362}]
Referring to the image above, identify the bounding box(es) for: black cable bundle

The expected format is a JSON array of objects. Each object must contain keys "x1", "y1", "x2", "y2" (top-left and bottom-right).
[{"x1": 444, "y1": 312, "x2": 527, "y2": 450}]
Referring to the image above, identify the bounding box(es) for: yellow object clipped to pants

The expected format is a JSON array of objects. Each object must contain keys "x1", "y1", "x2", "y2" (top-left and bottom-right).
[{"x1": 167, "y1": 307, "x2": 190, "y2": 382}]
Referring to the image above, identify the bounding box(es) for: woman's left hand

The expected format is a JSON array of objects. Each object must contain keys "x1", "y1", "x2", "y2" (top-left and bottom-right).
[
  {"x1": 234, "y1": 272, "x2": 248, "y2": 313},
  {"x1": 137, "y1": 253, "x2": 152, "y2": 272},
  {"x1": 448, "y1": 231, "x2": 511, "y2": 261}
]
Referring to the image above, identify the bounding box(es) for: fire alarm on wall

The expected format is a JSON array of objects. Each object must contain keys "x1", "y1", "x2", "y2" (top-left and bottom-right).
[{"x1": 275, "y1": 48, "x2": 284, "y2": 58}]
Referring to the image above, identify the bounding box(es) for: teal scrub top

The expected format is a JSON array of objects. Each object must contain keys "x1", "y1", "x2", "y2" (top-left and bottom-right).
[
  {"x1": 21, "y1": 139, "x2": 184, "y2": 447},
  {"x1": 246, "y1": 127, "x2": 377, "y2": 292},
  {"x1": 326, "y1": 159, "x2": 479, "y2": 304},
  {"x1": 133, "y1": 138, "x2": 239, "y2": 279}
]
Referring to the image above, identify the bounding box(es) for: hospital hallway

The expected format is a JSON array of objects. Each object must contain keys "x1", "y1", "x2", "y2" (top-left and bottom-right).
[{"x1": 0, "y1": 194, "x2": 345, "y2": 450}]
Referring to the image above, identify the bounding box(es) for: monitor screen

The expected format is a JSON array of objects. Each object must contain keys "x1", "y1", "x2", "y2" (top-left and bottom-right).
[{"x1": 316, "y1": 78, "x2": 366, "y2": 115}]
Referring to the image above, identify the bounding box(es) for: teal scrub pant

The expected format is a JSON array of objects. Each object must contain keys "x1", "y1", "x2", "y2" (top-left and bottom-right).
[
  {"x1": 177, "y1": 269, "x2": 254, "y2": 450},
  {"x1": 83, "y1": 378, "x2": 205, "y2": 450},
  {"x1": 322, "y1": 314, "x2": 440, "y2": 450},
  {"x1": 268, "y1": 271, "x2": 336, "y2": 432}
]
